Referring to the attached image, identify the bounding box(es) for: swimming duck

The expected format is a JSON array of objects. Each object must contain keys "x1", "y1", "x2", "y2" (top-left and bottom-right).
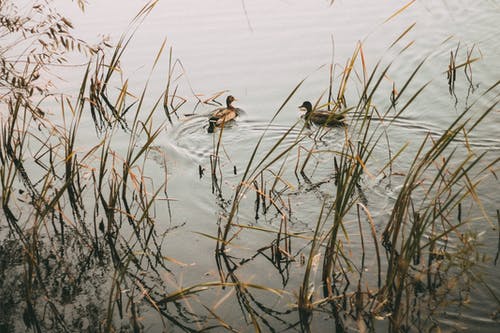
[
  {"x1": 299, "y1": 101, "x2": 345, "y2": 127},
  {"x1": 207, "y1": 95, "x2": 239, "y2": 133}
]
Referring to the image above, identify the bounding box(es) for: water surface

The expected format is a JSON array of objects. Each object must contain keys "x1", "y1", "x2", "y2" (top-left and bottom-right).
[{"x1": 49, "y1": 0, "x2": 500, "y2": 331}]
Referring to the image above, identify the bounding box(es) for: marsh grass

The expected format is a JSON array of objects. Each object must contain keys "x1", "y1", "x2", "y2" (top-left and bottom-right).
[
  {"x1": 209, "y1": 33, "x2": 499, "y2": 331},
  {"x1": 1, "y1": 1, "x2": 499, "y2": 332},
  {"x1": 1, "y1": 1, "x2": 303, "y2": 330},
  {"x1": 0, "y1": 1, "x2": 225, "y2": 331}
]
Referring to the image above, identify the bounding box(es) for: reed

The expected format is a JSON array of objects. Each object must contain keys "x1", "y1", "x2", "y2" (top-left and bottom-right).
[
  {"x1": 1, "y1": 1, "x2": 498, "y2": 331},
  {"x1": 0, "y1": 1, "x2": 205, "y2": 331},
  {"x1": 208, "y1": 29, "x2": 498, "y2": 330}
]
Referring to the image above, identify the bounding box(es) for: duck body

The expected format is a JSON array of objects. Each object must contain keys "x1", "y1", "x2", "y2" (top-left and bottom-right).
[
  {"x1": 207, "y1": 95, "x2": 240, "y2": 133},
  {"x1": 299, "y1": 101, "x2": 345, "y2": 127}
]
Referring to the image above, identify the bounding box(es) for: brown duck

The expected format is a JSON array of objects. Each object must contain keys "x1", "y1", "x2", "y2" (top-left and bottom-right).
[
  {"x1": 299, "y1": 101, "x2": 345, "y2": 127},
  {"x1": 207, "y1": 95, "x2": 239, "y2": 133}
]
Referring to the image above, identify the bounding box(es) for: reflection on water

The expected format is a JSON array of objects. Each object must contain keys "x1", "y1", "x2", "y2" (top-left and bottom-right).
[{"x1": 2, "y1": 0, "x2": 498, "y2": 331}]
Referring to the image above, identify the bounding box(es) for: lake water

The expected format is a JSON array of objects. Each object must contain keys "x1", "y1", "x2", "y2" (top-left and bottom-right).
[{"x1": 46, "y1": 0, "x2": 500, "y2": 331}]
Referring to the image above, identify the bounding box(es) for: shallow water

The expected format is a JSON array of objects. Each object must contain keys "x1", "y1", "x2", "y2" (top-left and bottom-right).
[{"x1": 41, "y1": 0, "x2": 500, "y2": 331}]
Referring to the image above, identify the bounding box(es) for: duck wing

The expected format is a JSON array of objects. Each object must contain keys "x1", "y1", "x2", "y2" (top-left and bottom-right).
[
  {"x1": 215, "y1": 109, "x2": 237, "y2": 125},
  {"x1": 309, "y1": 111, "x2": 345, "y2": 126}
]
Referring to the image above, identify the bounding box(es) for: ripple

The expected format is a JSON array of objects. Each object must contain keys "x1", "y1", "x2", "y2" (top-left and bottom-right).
[{"x1": 166, "y1": 113, "x2": 322, "y2": 164}]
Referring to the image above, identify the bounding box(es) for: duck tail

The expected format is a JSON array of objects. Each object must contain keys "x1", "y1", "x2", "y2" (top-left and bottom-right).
[{"x1": 207, "y1": 119, "x2": 216, "y2": 133}]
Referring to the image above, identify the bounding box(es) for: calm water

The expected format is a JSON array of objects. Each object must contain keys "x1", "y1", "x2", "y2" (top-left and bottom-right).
[{"x1": 51, "y1": 0, "x2": 499, "y2": 331}]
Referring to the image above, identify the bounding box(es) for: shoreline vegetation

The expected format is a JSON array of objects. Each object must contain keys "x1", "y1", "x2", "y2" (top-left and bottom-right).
[{"x1": 1, "y1": 0, "x2": 499, "y2": 332}]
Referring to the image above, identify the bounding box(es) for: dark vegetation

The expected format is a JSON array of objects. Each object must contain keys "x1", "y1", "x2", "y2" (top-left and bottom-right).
[{"x1": 0, "y1": 0, "x2": 498, "y2": 332}]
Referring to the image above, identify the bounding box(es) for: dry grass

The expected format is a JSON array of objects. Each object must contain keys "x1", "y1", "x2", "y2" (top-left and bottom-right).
[{"x1": 1, "y1": 1, "x2": 498, "y2": 332}]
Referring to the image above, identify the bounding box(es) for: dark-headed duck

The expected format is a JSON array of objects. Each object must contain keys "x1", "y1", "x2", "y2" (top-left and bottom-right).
[{"x1": 299, "y1": 101, "x2": 345, "y2": 127}]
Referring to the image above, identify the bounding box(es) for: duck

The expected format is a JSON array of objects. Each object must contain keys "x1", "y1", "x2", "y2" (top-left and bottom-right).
[
  {"x1": 299, "y1": 101, "x2": 345, "y2": 127},
  {"x1": 207, "y1": 95, "x2": 240, "y2": 133}
]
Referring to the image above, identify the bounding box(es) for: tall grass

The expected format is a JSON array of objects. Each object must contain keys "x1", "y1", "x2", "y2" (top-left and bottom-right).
[
  {"x1": 211, "y1": 35, "x2": 499, "y2": 331},
  {"x1": 1, "y1": 1, "x2": 498, "y2": 332},
  {"x1": 0, "y1": 1, "x2": 212, "y2": 331}
]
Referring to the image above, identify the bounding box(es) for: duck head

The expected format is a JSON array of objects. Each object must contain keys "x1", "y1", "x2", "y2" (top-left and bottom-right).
[
  {"x1": 226, "y1": 95, "x2": 236, "y2": 108},
  {"x1": 299, "y1": 101, "x2": 313, "y2": 114}
]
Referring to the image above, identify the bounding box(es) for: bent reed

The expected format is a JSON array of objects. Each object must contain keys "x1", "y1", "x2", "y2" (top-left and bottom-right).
[{"x1": 1, "y1": 1, "x2": 498, "y2": 332}]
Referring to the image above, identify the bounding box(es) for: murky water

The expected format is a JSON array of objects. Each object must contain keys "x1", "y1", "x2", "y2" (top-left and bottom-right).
[{"x1": 43, "y1": 0, "x2": 500, "y2": 331}]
